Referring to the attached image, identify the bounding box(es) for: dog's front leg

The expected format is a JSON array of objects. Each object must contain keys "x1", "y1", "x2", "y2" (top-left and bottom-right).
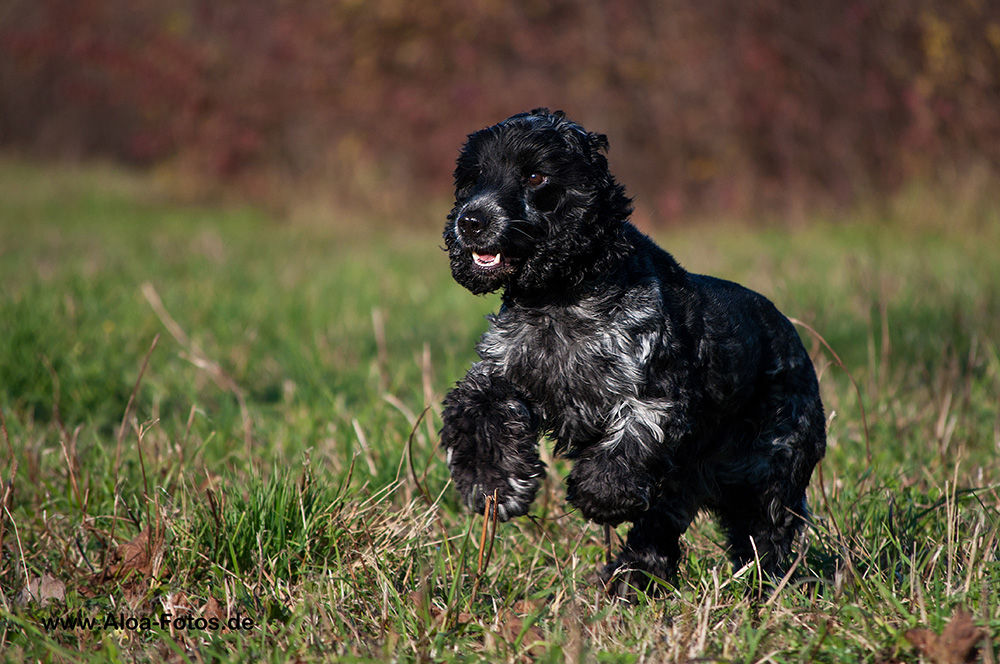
[
  {"x1": 565, "y1": 432, "x2": 660, "y2": 527},
  {"x1": 566, "y1": 418, "x2": 691, "y2": 600},
  {"x1": 440, "y1": 363, "x2": 545, "y2": 521}
]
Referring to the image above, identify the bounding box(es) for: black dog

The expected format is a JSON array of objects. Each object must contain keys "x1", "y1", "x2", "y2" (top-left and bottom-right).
[{"x1": 440, "y1": 109, "x2": 826, "y2": 597}]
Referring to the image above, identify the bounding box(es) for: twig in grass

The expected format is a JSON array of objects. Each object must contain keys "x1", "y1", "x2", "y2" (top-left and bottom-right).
[
  {"x1": 56, "y1": 426, "x2": 83, "y2": 510},
  {"x1": 181, "y1": 404, "x2": 197, "y2": 465},
  {"x1": 604, "y1": 524, "x2": 613, "y2": 566},
  {"x1": 477, "y1": 494, "x2": 493, "y2": 574},
  {"x1": 401, "y1": 403, "x2": 461, "y2": 573},
  {"x1": 877, "y1": 298, "x2": 892, "y2": 395},
  {"x1": 2, "y1": 499, "x2": 29, "y2": 606},
  {"x1": 387, "y1": 394, "x2": 425, "y2": 504},
  {"x1": 789, "y1": 317, "x2": 871, "y2": 468},
  {"x1": 477, "y1": 490, "x2": 499, "y2": 575},
  {"x1": 469, "y1": 490, "x2": 499, "y2": 609},
  {"x1": 106, "y1": 333, "x2": 159, "y2": 574},
  {"x1": 338, "y1": 451, "x2": 356, "y2": 501},
  {"x1": 384, "y1": 393, "x2": 419, "y2": 430},
  {"x1": 114, "y1": 333, "x2": 159, "y2": 473},
  {"x1": 41, "y1": 356, "x2": 85, "y2": 510},
  {"x1": 749, "y1": 535, "x2": 763, "y2": 602},
  {"x1": 372, "y1": 307, "x2": 389, "y2": 393},
  {"x1": 205, "y1": 485, "x2": 223, "y2": 563},
  {"x1": 142, "y1": 282, "x2": 253, "y2": 459},
  {"x1": 134, "y1": 418, "x2": 158, "y2": 556},
  {"x1": 484, "y1": 492, "x2": 498, "y2": 569},
  {"x1": 351, "y1": 419, "x2": 379, "y2": 477},
  {"x1": 75, "y1": 535, "x2": 95, "y2": 574},
  {"x1": 405, "y1": 406, "x2": 434, "y2": 508},
  {"x1": 123, "y1": 498, "x2": 143, "y2": 531}
]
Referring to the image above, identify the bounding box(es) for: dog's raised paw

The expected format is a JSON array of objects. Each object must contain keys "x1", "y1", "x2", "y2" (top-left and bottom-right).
[{"x1": 463, "y1": 471, "x2": 542, "y2": 521}]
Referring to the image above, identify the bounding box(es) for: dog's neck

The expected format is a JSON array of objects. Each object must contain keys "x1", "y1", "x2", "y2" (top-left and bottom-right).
[{"x1": 502, "y1": 221, "x2": 677, "y2": 308}]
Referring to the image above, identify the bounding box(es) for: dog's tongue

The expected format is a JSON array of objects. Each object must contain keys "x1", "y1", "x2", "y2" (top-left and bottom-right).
[{"x1": 473, "y1": 251, "x2": 501, "y2": 267}]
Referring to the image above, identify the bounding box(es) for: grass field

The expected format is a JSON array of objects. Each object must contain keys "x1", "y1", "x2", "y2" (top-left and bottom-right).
[{"x1": 1, "y1": 159, "x2": 998, "y2": 662}]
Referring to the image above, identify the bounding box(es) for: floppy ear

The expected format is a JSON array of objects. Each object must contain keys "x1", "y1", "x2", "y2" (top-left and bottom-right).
[
  {"x1": 587, "y1": 130, "x2": 610, "y2": 155},
  {"x1": 584, "y1": 131, "x2": 611, "y2": 172},
  {"x1": 563, "y1": 123, "x2": 632, "y2": 222},
  {"x1": 563, "y1": 123, "x2": 614, "y2": 182},
  {"x1": 548, "y1": 112, "x2": 611, "y2": 171}
]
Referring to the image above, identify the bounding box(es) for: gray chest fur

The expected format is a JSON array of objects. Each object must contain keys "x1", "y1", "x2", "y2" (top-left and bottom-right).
[{"x1": 476, "y1": 282, "x2": 670, "y2": 448}]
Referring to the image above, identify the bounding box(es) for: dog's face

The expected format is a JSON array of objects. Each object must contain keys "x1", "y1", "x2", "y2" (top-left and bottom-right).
[{"x1": 444, "y1": 109, "x2": 632, "y2": 295}]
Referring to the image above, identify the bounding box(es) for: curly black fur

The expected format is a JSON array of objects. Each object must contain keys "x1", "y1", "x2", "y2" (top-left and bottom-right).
[{"x1": 440, "y1": 109, "x2": 827, "y2": 599}]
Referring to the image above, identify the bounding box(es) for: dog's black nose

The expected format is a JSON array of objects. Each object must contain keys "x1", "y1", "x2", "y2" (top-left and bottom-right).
[{"x1": 457, "y1": 210, "x2": 488, "y2": 239}]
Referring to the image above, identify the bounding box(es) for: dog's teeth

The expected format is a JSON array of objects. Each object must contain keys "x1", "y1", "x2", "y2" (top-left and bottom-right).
[{"x1": 473, "y1": 251, "x2": 501, "y2": 267}]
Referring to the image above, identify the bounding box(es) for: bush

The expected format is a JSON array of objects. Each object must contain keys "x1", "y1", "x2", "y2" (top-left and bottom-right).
[{"x1": 2, "y1": 0, "x2": 998, "y2": 218}]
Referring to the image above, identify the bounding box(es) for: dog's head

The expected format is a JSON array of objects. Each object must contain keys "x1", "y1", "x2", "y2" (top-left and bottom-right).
[{"x1": 444, "y1": 109, "x2": 632, "y2": 296}]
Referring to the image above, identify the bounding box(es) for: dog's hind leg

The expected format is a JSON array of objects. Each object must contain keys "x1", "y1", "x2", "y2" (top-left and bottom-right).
[
  {"x1": 714, "y1": 481, "x2": 809, "y2": 581},
  {"x1": 440, "y1": 363, "x2": 545, "y2": 521},
  {"x1": 709, "y1": 365, "x2": 825, "y2": 581},
  {"x1": 714, "y1": 411, "x2": 824, "y2": 578}
]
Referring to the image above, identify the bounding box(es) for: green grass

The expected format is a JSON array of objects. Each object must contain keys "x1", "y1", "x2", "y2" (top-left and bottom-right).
[{"x1": 0, "y1": 158, "x2": 998, "y2": 662}]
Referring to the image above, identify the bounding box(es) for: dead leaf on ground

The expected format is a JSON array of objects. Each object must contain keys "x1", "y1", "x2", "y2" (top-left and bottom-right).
[
  {"x1": 203, "y1": 596, "x2": 226, "y2": 625},
  {"x1": 495, "y1": 608, "x2": 546, "y2": 658},
  {"x1": 114, "y1": 526, "x2": 164, "y2": 577},
  {"x1": 905, "y1": 608, "x2": 984, "y2": 664},
  {"x1": 17, "y1": 573, "x2": 65, "y2": 607},
  {"x1": 82, "y1": 525, "x2": 167, "y2": 596}
]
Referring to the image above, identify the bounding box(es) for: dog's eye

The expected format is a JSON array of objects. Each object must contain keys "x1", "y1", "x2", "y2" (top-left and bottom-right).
[{"x1": 526, "y1": 172, "x2": 547, "y2": 188}]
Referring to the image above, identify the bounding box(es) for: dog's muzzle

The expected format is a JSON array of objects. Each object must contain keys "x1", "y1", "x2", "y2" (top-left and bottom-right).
[{"x1": 453, "y1": 201, "x2": 516, "y2": 274}]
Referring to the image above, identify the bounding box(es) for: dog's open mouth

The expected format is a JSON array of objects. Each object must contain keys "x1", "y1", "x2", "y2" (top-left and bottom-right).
[{"x1": 472, "y1": 250, "x2": 509, "y2": 270}]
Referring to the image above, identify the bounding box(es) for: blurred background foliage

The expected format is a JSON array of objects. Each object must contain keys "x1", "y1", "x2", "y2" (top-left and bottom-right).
[{"x1": 1, "y1": 0, "x2": 999, "y2": 221}]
